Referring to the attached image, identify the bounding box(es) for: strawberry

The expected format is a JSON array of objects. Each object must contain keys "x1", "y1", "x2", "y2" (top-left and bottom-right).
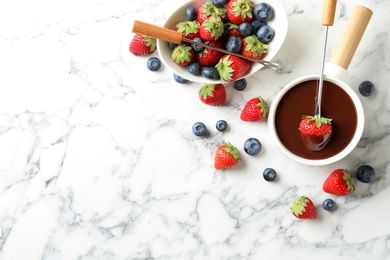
[
  {"x1": 291, "y1": 196, "x2": 317, "y2": 219},
  {"x1": 172, "y1": 44, "x2": 195, "y2": 66},
  {"x1": 215, "y1": 54, "x2": 251, "y2": 82},
  {"x1": 175, "y1": 21, "x2": 200, "y2": 40},
  {"x1": 323, "y1": 168, "x2": 355, "y2": 196},
  {"x1": 214, "y1": 142, "x2": 241, "y2": 170},
  {"x1": 129, "y1": 34, "x2": 156, "y2": 56},
  {"x1": 197, "y1": 40, "x2": 223, "y2": 67},
  {"x1": 240, "y1": 96, "x2": 269, "y2": 121},
  {"x1": 224, "y1": 22, "x2": 241, "y2": 39},
  {"x1": 199, "y1": 83, "x2": 226, "y2": 106},
  {"x1": 241, "y1": 35, "x2": 268, "y2": 59},
  {"x1": 299, "y1": 115, "x2": 332, "y2": 151},
  {"x1": 226, "y1": 0, "x2": 254, "y2": 25},
  {"x1": 197, "y1": 1, "x2": 227, "y2": 25},
  {"x1": 199, "y1": 16, "x2": 225, "y2": 41}
]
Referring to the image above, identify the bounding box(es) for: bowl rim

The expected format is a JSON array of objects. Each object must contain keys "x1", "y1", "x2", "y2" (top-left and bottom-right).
[
  {"x1": 268, "y1": 74, "x2": 365, "y2": 166},
  {"x1": 156, "y1": 0, "x2": 288, "y2": 84}
]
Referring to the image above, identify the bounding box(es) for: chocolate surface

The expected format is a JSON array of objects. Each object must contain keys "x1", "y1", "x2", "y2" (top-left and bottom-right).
[{"x1": 275, "y1": 79, "x2": 358, "y2": 160}]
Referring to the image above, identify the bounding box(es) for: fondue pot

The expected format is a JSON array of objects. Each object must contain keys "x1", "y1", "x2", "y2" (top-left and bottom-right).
[{"x1": 268, "y1": 6, "x2": 373, "y2": 166}]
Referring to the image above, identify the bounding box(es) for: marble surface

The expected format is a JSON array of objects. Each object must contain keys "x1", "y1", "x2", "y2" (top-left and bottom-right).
[{"x1": 0, "y1": 0, "x2": 389, "y2": 259}]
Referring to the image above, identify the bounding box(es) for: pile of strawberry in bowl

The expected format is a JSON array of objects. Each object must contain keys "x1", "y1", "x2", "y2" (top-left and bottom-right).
[{"x1": 154, "y1": 0, "x2": 288, "y2": 83}]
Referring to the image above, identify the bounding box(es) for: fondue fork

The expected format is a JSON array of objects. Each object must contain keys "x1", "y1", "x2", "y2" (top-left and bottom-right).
[
  {"x1": 315, "y1": 0, "x2": 337, "y2": 118},
  {"x1": 132, "y1": 20, "x2": 280, "y2": 71}
]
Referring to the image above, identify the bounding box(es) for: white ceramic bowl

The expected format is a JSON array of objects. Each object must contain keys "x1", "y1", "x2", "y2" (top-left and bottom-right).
[
  {"x1": 268, "y1": 72, "x2": 365, "y2": 166},
  {"x1": 157, "y1": 0, "x2": 288, "y2": 84}
]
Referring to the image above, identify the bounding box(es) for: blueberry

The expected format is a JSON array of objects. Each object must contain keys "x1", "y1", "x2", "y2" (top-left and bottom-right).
[
  {"x1": 167, "y1": 42, "x2": 178, "y2": 49},
  {"x1": 253, "y1": 3, "x2": 274, "y2": 21},
  {"x1": 191, "y1": 37, "x2": 205, "y2": 53},
  {"x1": 356, "y1": 165, "x2": 376, "y2": 183},
  {"x1": 192, "y1": 122, "x2": 207, "y2": 136},
  {"x1": 226, "y1": 36, "x2": 242, "y2": 53},
  {"x1": 173, "y1": 73, "x2": 188, "y2": 84},
  {"x1": 244, "y1": 138, "x2": 262, "y2": 155},
  {"x1": 185, "y1": 6, "x2": 197, "y2": 21},
  {"x1": 201, "y1": 67, "x2": 220, "y2": 80},
  {"x1": 216, "y1": 120, "x2": 228, "y2": 132},
  {"x1": 257, "y1": 25, "x2": 274, "y2": 43},
  {"x1": 211, "y1": 0, "x2": 228, "y2": 7},
  {"x1": 238, "y1": 22, "x2": 253, "y2": 37},
  {"x1": 233, "y1": 78, "x2": 247, "y2": 91},
  {"x1": 322, "y1": 198, "x2": 335, "y2": 211},
  {"x1": 358, "y1": 81, "x2": 375, "y2": 97},
  {"x1": 251, "y1": 20, "x2": 266, "y2": 33},
  {"x1": 187, "y1": 61, "x2": 201, "y2": 75},
  {"x1": 263, "y1": 168, "x2": 277, "y2": 181},
  {"x1": 146, "y1": 57, "x2": 161, "y2": 71}
]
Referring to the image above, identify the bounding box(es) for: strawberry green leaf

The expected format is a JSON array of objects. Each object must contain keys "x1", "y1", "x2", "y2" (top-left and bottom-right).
[
  {"x1": 291, "y1": 196, "x2": 308, "y2": 216},
  {"x1": 142, "y1": 37, "x2": 156, "y2": 52},
  {"x1": 176, "y1": 21, "x2": 200, "y2": 36},
  {"x1": 203, "y1": 16, "x2": 224, "y2": 39},
  {"x1": 244, "y1": 35, "x2": 268, "y2": 56},
  {"x1": 215, "y1": 55, "x2": 234, "y2": 81},
  {"x1": 224, "y1": 142, "x2": 241, "y2": 160},
  {"x1": 232, "y1": 0, "x2": 254, "y2": 19},
  {"x1": 316, "y1": 117, "x2": 332, "y2": 128},
  {"x1": 342, "y1": 169, "x2": 355, "y2": 192},
  {"x1": 301, "y1": 115, "x2": 332, "y2": 128},
  {"x1": 199, "y1": 84, "x2": 216, "y2": 99},
  {"x1": 172, "y1": 44, "x2": 192, "y2": 63},
  {"x1": 225, "y1": 22, "x2": 239, "y2": 30},
  {"x1": 256, "y1": 96, "x2": 269, "y2": 116},
  {"x1": 201, "y1": 1, "x2": 226, "y2": 16}
]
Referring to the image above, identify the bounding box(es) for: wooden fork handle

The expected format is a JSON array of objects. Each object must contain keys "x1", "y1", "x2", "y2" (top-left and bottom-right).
[
  {"x1": 330, "y1": 5, "x2": 373, "y2": 70},
  {"x1": 132, "y1": 20, "x2": 183, "y2": 44}
]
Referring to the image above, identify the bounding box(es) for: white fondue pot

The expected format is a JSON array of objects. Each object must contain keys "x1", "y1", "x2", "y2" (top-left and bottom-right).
[{"x1": 268, "y1": 6, "x2": 373, "y2": 166}]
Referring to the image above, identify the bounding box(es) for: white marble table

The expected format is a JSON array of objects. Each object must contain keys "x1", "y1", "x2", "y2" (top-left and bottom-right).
[{"x1": 0, "y1": 0, "x2": 389, "y2": 259}]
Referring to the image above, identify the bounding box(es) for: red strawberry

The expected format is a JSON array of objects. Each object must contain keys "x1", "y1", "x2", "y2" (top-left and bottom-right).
[
  {"x1": 197, "y1": 1, "x2": 226, "y2": 25},
  {"x1": 291, "y1": 196, "x2": 317, "y2": 219},
  {"x1": 129, "y1": 34, "x2": 156, "y2": 56},
  {"x1": 241, "y1": 35, "x2": 268, "y2": 59},
  {"x1": 199, "y1": 16, "x2": 224, "y2": 41},
  {"x1": 226, "y1": 0, "x2": 254, "y2": 25},
  {"x1": 199, "y1": 83, "x2": 226, "y2": 106},
  {"x1": 172, "y1": 44, "x2": 195, "y2": 66},
  {"x1": 299, "y1": 115, "x2": 333, "y2": 151},
  {"x1": 197, "y1": 40, "x2": 223, "y2": 67},
  {"x1": 224, "y1": 22, "x2": 241, "y2": 38},
  {"x1": 323, "y1": 168, "x2": 355, "y2": 196},
  {"x1": 240, "y1": 96, "x2": 269, "y2": 121},
  {"x1": 215, "y1": 54, "x2": 251, "y2": 82},
  {"x1": 214, "y1": 142, "x2": 241, "y2": 170},
  {"x1": 175, "y1": 21, "x2": 200, "y2": 40}
]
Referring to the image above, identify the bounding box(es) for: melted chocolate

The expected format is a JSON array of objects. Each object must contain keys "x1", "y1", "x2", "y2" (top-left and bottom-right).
[{"x1": 275, "y1": 80, "x2": 358, "y2": 160}]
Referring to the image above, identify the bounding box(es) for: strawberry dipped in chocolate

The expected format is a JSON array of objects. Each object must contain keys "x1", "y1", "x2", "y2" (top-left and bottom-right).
[
  {"x1": 299, "y1": 115, "x2": 332, "y2": 152},
  {"x1": 297, "y1": 0, "x2": 337, "y2": 152}
]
